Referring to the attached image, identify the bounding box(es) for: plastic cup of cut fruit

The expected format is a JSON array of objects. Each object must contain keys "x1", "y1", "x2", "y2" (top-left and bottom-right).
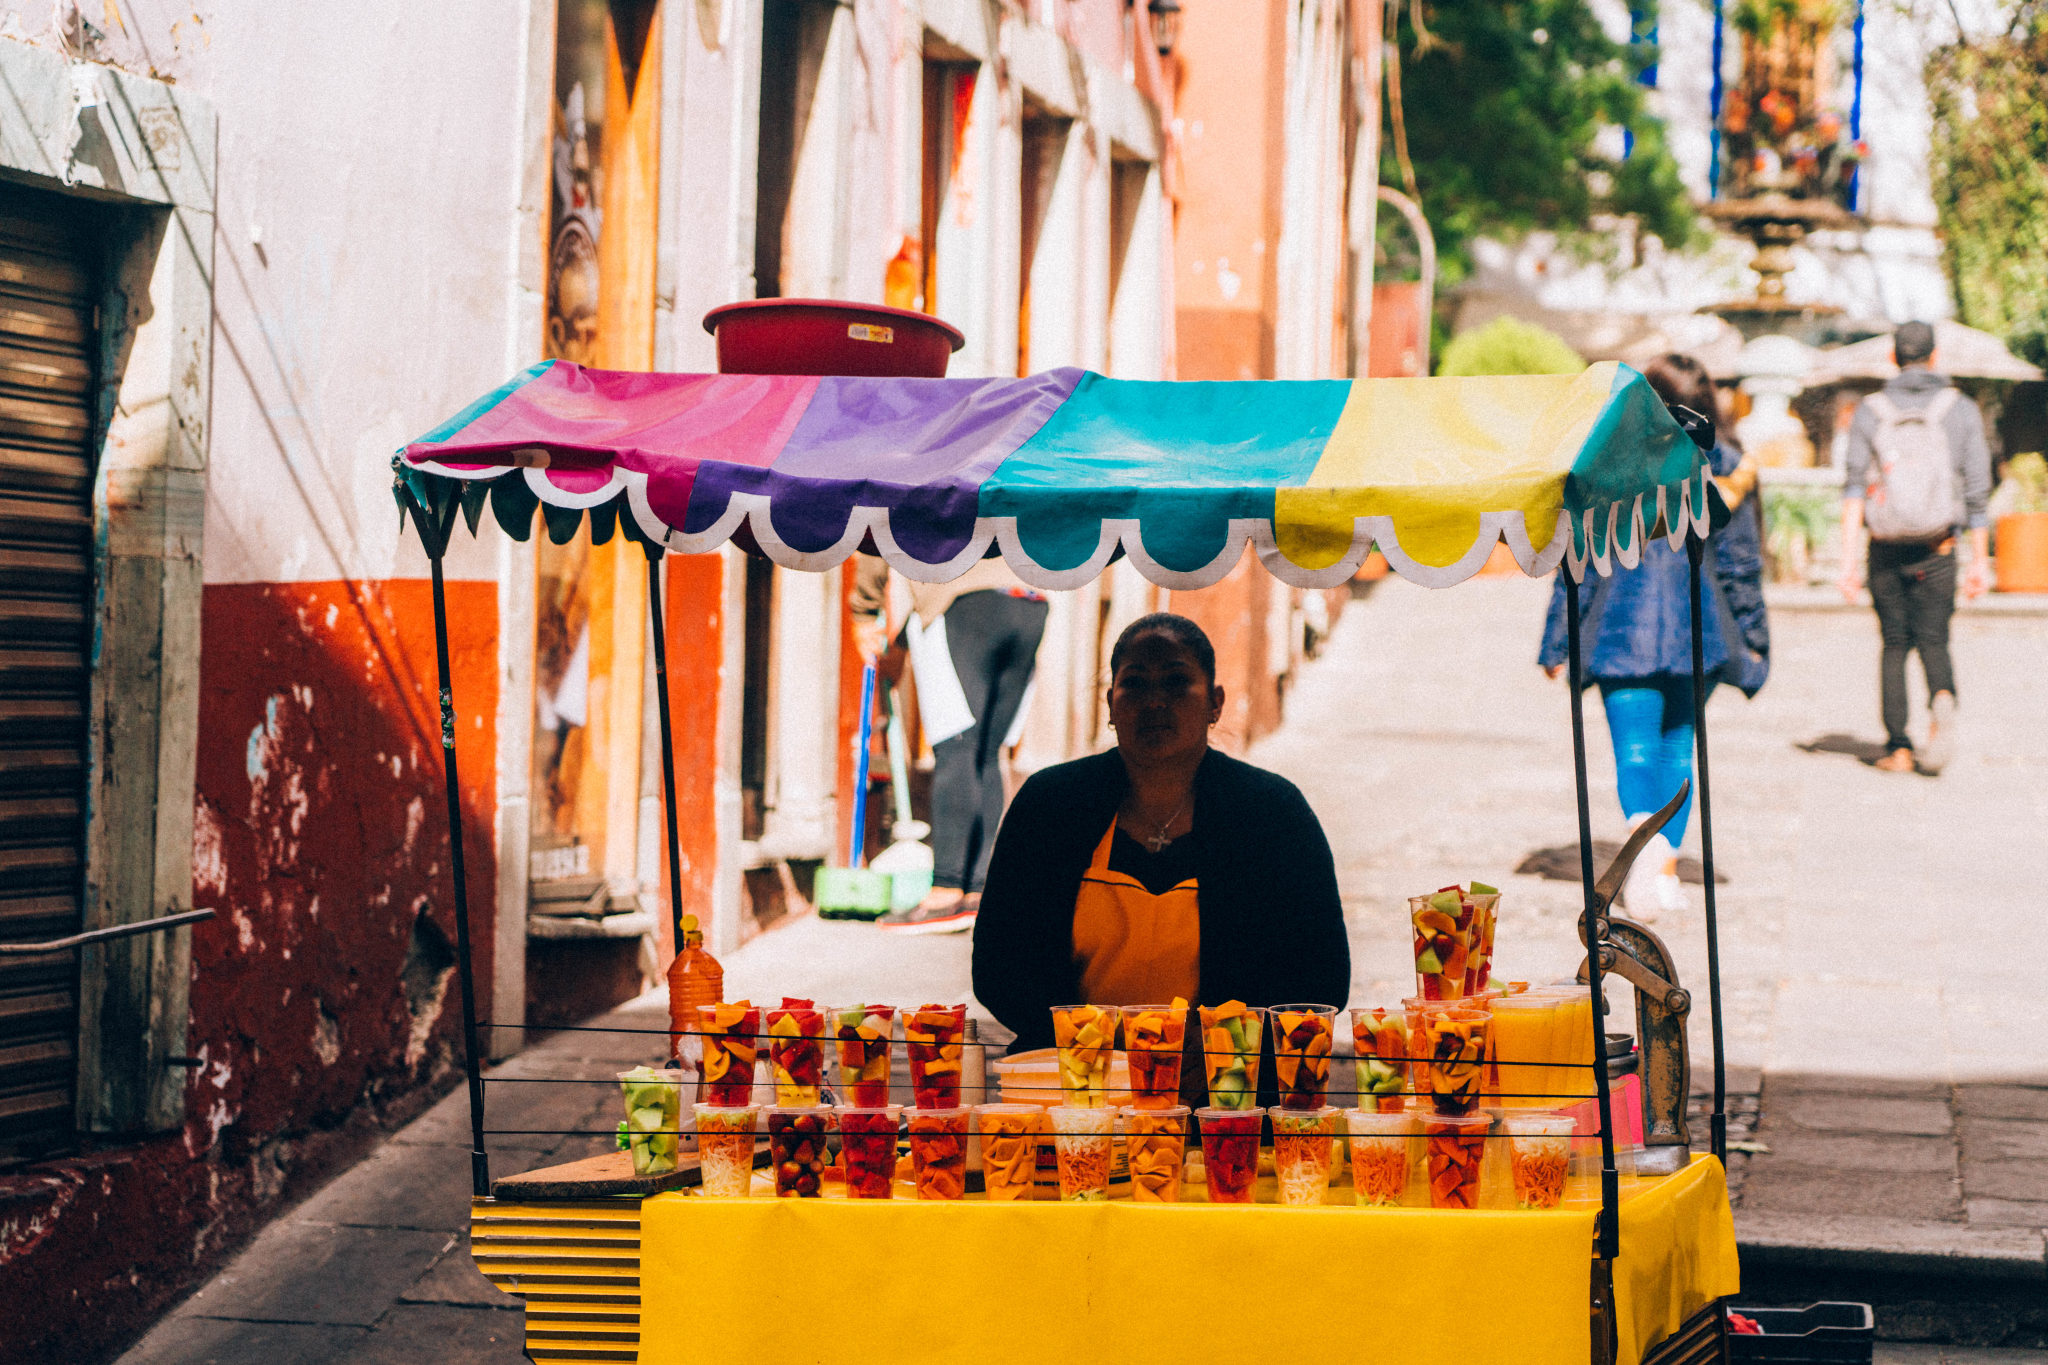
[
  {"x1": 692, "y1": 1103, "x2": 758, "y2": 1197},
  {"x1": 1196, "y1": 1106, "x2": 1264, "y2": 1204},
  {"x1": 765, "y1": 1105, "x2": 832, "y2": 1198},
  {"x1": 1199, "y1": 1002, "x2": 1265, "y2": 1111},
  {"x1": 904, "y1": 1004, "x2": 968, "y2": 1109},
  {"x1": 1409, "y1": 1005, "x2": 1490, "y2": 1116},
  {"x1": 1505, "y1": 1113, "x2": 1575, "y2": 1209},
  {"x1": 1409, "y1": 889, "x2": 1478, "y2": 1000},
  {"x1": 1422, "y1": 1113, "x2": 1491, "y2": 1209},
  {"x1": 766, "y1": 999, "x2": 827, "y2": 1107},
  {"x1": 1270, "y1": 1004, "x2": 1338, "y2": 1111},
  {"x1": 1344, "y1": 1109, "x2": 1415, "y2": 1207},
  {"x1": 1271, "y1": 1105, "x2": 1338, "y2": 1206},
  {"x1": 831, "y1": 1004, "x2": 895, "y2": 1108},
  {"x1": 1048, "y1": 1104, "x2": 1115, "y2": 1201},
  {"x1": 908, "y1": 1108, "x2": 970, "y2": 1201},
  {"x1": 695, "y1": 1001, "x2": 762, "y2": 1107},
  {"x1": 617, "y1": 1067, "x2": 683, "y2": 1176},
  {"x1": 1120, "y1": 1001, "x2": 1187, "y2": 1110},
  {"x1": 1051, "y1": 1004, "x2": 1118, "y2": 1106},
  {"x1": 1349, "y1": 1007, "x2": 1410, "y2": 1113},
  {"x1": 1121, "y1": 1105, "x2": 1189, "y2": 1204},
  {"x1": 836, "y1": 1106, "x2": 901, "y2": 1199},
  {"x1": 974, "y1": 1103, "x2": 1045, "y2": 1202}
]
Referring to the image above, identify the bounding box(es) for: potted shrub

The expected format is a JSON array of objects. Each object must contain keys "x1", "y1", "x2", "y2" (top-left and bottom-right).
[{"x1": 1992, "y1": 453, "x2": 2048, "y2": 592}]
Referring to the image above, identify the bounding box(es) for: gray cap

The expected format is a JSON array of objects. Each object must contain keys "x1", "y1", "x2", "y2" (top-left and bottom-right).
[{"x1": 1894, "y1": 320, "x2": 1936, "y2": 365}]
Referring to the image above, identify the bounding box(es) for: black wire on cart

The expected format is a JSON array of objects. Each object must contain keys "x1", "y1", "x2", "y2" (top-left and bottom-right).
[
  {"x1": 1687, "y1": 538, "x2": 1729, "y2": 1166},
  {"x1": 1565, "y1": 570, "x2": 1622, "y2": 1263}
]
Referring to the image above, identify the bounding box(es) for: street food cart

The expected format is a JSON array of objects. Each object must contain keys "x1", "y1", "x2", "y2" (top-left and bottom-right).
[{"x1": 393, "y1": 310, "x2": 1742, "y2": 1365}]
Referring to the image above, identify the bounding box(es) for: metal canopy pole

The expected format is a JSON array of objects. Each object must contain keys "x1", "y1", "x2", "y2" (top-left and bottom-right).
[
  {"x1": 642, "y1": 543, "x2": 687, "y2": 951},
  {"x1": 1566, "y1": 570, "x2": 1622, "y2": 1263},
  {"x1": 1688, "y1": 537, "x2": 1729, "y2": 1165},
  {"x1": 399, "y1": 485, "x2": 491, "y2": 1199}
]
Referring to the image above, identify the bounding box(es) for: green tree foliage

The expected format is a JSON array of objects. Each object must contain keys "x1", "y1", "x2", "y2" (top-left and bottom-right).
[
  {"x1": 1386, "y1": 0, "x2": 1696, "y2": 285},
  {"x1": 1927, "y1": 7, "x2": 2048, "y2": 369},
  {"x1": 1439, "y1": 316, "x2": 1587, "y2": 376}
]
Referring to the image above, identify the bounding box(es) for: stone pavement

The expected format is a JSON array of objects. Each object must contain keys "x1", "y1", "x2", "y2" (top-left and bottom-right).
[
  {"x1": 113, "y1": 575, "x2": 2048, "y2": 1361},
  {"x1": 114, "y1": 996, "x2": 669, "y2": 1365}
]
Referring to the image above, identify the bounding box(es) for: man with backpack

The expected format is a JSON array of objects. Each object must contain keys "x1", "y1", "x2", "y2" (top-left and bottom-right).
[{"x1": 1837, "y1": 320, "x2": 1992, "y2": 774}]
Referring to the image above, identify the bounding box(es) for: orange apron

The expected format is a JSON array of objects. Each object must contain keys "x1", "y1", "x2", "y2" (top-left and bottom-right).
[{"x1": 1071, "y1": 820, "x2": 1201, "y2": 1006}]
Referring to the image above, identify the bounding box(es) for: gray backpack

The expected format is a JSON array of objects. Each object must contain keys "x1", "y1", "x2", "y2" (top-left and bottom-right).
[{"x1": 1863, "y1": 389, "x2": 1963, "y2": 542}]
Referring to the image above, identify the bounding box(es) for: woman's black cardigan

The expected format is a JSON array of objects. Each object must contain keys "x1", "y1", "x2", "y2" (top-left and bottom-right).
[{"x1": 971, "y1": 747, "x2": 1351, "y2": 1054}]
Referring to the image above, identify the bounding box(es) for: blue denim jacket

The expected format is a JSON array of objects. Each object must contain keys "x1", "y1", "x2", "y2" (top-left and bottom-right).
[{"x1": 1537, "y1": 445, "x2": 1771, "y2": 696}]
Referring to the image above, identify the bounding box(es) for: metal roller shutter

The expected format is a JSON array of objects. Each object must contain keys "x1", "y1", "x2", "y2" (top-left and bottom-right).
[{"x1": 0, "y1": 196, "x2": 96, "y2": 1167}]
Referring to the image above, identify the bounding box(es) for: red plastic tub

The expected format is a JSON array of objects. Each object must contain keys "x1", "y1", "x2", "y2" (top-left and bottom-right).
[{"x1": 703, "y1": 299, "x2": 965, "y2": 378}]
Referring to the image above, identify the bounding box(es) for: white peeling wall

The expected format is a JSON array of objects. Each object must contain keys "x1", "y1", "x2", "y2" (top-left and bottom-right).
[{"x1": 14, "y1": 0, "x2": 531, "y2": 585}]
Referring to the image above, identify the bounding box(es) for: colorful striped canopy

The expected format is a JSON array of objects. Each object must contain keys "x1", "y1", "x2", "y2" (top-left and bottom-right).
[{"x1": 396, "y1": 360, "x2": 1719, "y2": 588}]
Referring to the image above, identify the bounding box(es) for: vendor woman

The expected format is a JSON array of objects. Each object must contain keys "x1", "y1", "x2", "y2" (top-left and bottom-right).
[{"x1": 972, "y1": 613, "x2": 1350, "y2": 1054}]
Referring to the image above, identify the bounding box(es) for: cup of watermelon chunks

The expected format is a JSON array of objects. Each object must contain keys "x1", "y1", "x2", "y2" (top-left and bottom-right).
[
  {"x1": 837, "y1": 1106, "x2": 901, "y2": 1199},
  {"x1": 1349, "y1": 1007, "x2": 1410, "y2": 1112},
  {"x1": 832, "y1": 1004, "x2": 895, "y2": 1108},
  {"x1": 695, "y1": 1001, "x2": 762, "y2": 1106},
  {"x1": 767, "y1": 999, "x2": 826, "y2": 1106},
  {"x1": 908, "y1": 1109, "x2": 970, "y2": 1201},
  {"x1": 617, "y1": 1067, "x2": 682, "y2": 1176},
  {"x1": 1120, "y1": 1001, "x2": 1187, "y2": 1109},
  {"x1": 904, "y1": 1004, "x2": 968, "y2": 1109},
  {"x1": 1423, "y1": 1113, "x2": 1491, "y2": 1209},
  {"x1": 766, "y1": 1106, "x2": 832, "y2": 1198},
  {"x1": 1197, "y1": 1107, "x2": 1264, "y2": 1204},
  {"x1": 1271, "y1": 1004, "x2": 1337, "y2": 1110},
  {"x1": 1199, "y1": 1002, "x2": 1265, "y2": 1110}
]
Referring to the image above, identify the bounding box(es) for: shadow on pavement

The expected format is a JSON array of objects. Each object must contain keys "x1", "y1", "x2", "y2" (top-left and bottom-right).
[
  {"x1": 1516, "y1": 841, "x2": 1727, "y2": 886},
  {"x1": 1797, "y1": 732, "x2": 1893, "y2": 764}
]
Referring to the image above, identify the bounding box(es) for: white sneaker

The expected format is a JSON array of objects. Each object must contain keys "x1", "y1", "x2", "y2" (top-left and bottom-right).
[
  {"x1": 1619, "y1": 825, "x2": 1673, "y2": 925},
  {"x1": 1920, "y1": 693, "x2": 1957, "y2": 774},
  {"x1": 1653, "y1": 870, "x2": 1686, "y2": 917}
]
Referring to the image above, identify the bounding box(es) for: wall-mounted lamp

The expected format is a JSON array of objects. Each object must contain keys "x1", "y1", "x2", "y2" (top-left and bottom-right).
[{"x1": 1147, "y1": 0, "x2": 1182, "y2": 57}]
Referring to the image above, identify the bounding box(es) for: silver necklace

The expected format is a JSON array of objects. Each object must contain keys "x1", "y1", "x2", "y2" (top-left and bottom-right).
[{"x1": 1142, "y1": 795, "x2": 1191, "y2": 854}]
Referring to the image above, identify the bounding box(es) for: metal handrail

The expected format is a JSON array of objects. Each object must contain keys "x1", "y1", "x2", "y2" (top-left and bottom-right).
[{"x1": 0, "y1": 908, "x2": 215, "y2": 955}]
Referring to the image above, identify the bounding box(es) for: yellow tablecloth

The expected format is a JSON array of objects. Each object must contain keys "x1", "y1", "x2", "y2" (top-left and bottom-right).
[{"x1": 638, "y1": 1155, "x2": 1736, "y2": 1365}]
